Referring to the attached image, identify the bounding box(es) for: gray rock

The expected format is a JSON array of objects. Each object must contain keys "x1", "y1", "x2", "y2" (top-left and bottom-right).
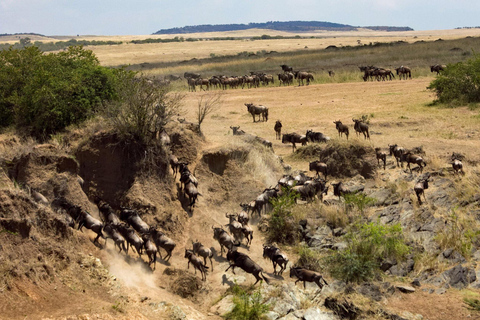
[
  {"x1": 277, "y1": 313, "x2": 299, "y2": 320},
  {"x1": 435, "y1": 288, "x2": 447, "y2": 295},
  {"x1": 444, "y1": 264, "x2": 477, "y2": 289},
  {"x1": 358, "y1": 283, "x2": 383, "y2": 301},
  {"x1": 265, "y1": 311, "x2": 281, "y2": 320},
  {"x1": 331, "y1": 241, "x2": 348, "y2": 251},
  {"x1": 273, "y1": 301, "x2": 296, "y2": 316}
]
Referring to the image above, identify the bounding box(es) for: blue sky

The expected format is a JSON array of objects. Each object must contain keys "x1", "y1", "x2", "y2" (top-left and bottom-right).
[{"x1": 0, "y1": 0, "x2": 479, "y2": 35}]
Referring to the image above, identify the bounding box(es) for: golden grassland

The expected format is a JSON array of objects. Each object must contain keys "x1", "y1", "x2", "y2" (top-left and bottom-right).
[{"x1": 180, "y1": 78, "x2": 480, "y2": 172}]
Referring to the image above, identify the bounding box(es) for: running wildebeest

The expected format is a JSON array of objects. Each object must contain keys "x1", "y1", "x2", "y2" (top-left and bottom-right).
[
  {"x1": 263, "y1": 244, "x2": 289, "y2": 276},
  {"x1": 290, "y1": 267, "x2": 328, "y2": 290},
  {"x1": 414, "y1": 177, "x2": 430, "y2": 205},
  {"x1": 226, "y1": 249, "x2": 270, "y2": 285},
  {"x1": 244, "y1": 103, "x2": 269, "y2": 122},
  {"x1": 185, "y1": 249, "x2": 208, "y2": 281}
]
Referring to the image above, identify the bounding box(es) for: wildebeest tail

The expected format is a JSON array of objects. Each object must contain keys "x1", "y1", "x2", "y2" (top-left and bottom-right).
[
  {"x1": 265, "y1": 109, "x2": 269, "y2": 122},
  {"x1": 321, "y1": 276, "x2": 328, "y2": 286}
]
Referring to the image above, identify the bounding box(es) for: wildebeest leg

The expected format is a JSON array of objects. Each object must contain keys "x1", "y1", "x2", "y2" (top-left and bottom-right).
[{"x1": 225, "y1": 264, "x2": 236, "y2": 274}]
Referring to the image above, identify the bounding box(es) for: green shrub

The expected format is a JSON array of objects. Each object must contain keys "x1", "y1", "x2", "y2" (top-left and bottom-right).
[
  {"x1": 295, "y1": 245, "x2": 323, "y2": 272},
  {"x1": 267, "y1": 187, "x2": 300, "y2": 244},
  {"x1": 225, "y1": 285, "x2": 270, "y2": 320},
  {"x1": 428, "y1": 54, "x2": 480, "y2": 105},
  {"x1": 324, "y1": 221, "x2": 409, "y2": 283},
  {"x1": 343, "y1": 193, "x2": 376, "y2": 215},
  {"x1": 0, "y1": 46, "x2": 122, "y2": 139},
  {"x1": 464, "y1": 298, "x2": 480, "y2": 311}
]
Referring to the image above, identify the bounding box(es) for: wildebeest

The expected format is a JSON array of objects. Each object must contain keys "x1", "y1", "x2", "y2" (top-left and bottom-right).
[
  {"x1": 274, "y1": 120, "x2": 283, "y2": 140},
  {"x1": 187, "y1": 77, "x2": 196, "y2": 92},
  {"x1": 184, "y1": 72, "x2": 201, "y2": 79},
  {"x1": 294, "y1": 71, "x2": 314, "y2": 86},
  {"x1": 263, "y1": 245, "x2": 289, "y2": 275},
  {"x1": 451, "y1": 153, "x2": 464, "y2": 175},
  {"x1": 401, "y1": 152, "x2": 427, "y2": 173},
  {"x1": 395, "y1": 66, "x2": 412, "y2": 80},
  {"x1": 150, "y1": 227, "x2": 176, "y2": 261},
  {"x1": 289, "y1": 267, "x2": 328, "y2": 289},
  {"x1": 280, "y1": 64, "x2": 293, "y2": 72},
  {"x1": 29, "y1": 187, "x2": 48, "y2": 206},
  {"x1": 352, "y1": 119, "x2": 370, "y2": 140},
  {"x1": 185, "y1": 249, "x2": 208, "y2": 281},
  {"x1": 184, "y1": 180, "x2": 201, "y2": 209},
  {"x1": 244, "y1": 103, "x2": 268, "y2": 122},
  {"x1": 305, "y1": 130, "x2": 330, "y2": 143},
  {"x1": 414, "y1": 177, "x2": 429, "y2": 204},
  {"x1": 192, "y1": 240, "x2": 214, "y2": 270},
  {"x1": 292, "y1": 178, "x2": 328, "y2": 203},
  {"x1": 120, "y1": 208, "x2": 150, "y2": 235},
  {"x1": 97, "y1": 200, "x2": 121, "y2": 225},
  {"x1": 389, "y1": 144, "x2": 406, "y2": 167},
  {"x1": 328, "y1": 70, "x2": 335, "y2": 77},
  {"x1": 253, "y1": 187, "x2": 279, "y2": 216},
  {"x1": 333, "y1": 120, "x2": 349, "y2": 140},
  {"x1": 226, "y1": 249, "x2": 270, "y2": 285},
  {"x1": 230, "y1": 125, "x2": 246, "y2": 135},
  {"x1": 278, "y1": 72, "x2": 293, "y2": 86},
  {"x1": 76, "y1": 210, "x2": 105, "y2": 244},
  {"x1": 430, "y1": 64, "x2": 446, "y2": 75},
  {"x1": 237, "y1": 205, "x2": 250, "y2": 225},
  {"x1": 103, "y1": 222, "x2": 127, "y2": 253},
  {"x1": 282, "y1": 133, "x2": 307, "y2": 152},
  {"x1": 309, "y1": 161, "x2": 328, "y2": 179},
  {"x1": 225, "y1": 213, "x2": 245, "y2": 244},
  {"x1": 117, "y1": 223, "x2": 144, "y2": 257},
  {"x1": 375, "y1": 147, "x2": 387, "y2": 170},
  {"x1": 142, "y1": 233, "x2": 158, "y2": 270},
  {"x1": 212, "y1": 226, "x2": 238, "y2": 256}
]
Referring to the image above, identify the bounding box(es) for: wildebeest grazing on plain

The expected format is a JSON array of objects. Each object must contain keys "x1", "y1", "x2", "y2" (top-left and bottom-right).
[
  {"x1": 244, "y1": 103, "x2": 268, "y2": 122},
  {"x1": 274, "y1": 120, "x2": 283, "y2": 140},
  {"x1": 430, "y1": 64, "x2": 446, "y2": 75},
  {"x1": 395, "y1": 66, "x2": 412, "y2": 80},
  {"x1": 352, "y1": 118, "x2": 370, "y2": 140}
]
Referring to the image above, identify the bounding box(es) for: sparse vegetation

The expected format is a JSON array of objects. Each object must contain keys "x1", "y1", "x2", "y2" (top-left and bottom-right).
[
  {"x1": 343, "y1": 193, "x2": 376, "y2": 215},
  {"x1": 267, "y1": 187, "x2": 300, "y2": 244},
  {"x1": 325, "y1": 222, "x2": 409, "y2": 283},
  {"x1": 224, "y1": 284, "x2": 270, "y2": 320}
]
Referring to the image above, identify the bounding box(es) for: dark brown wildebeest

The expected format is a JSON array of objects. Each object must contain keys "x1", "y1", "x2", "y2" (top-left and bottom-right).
[
  {"x1": 401, "y1": 152, "x2": 427, "y2": 173},
  {"x1": 278, "y1": 73, "x2": 293, "y2": 86},
  {"x1": 328, "y1": 70, "x2": 335, "y2": 77},
  {"x1": 352, "y1": 119, "x2": 370, "y2": 140},
  {"x1": 120, "y1": 208, "x2": 150, "y2": 235},
  {"x1": 375, "y1": 148, "x2": 387, "y2": 170},
  {"x1": 274, "y1": 120, "x2": 282, "y2": 140},
  {"x1": 430, "y1": 64, "x2": 446, "y2": 75},
  {"x1": 150, "y1": 227, "x2": 176, "y2": 261},
  {"x1": 103, "y1": 222, "x2": 127, "y2": 253},
  {"x1": 184, "y1": 180, "x2": 201, "y2": 209},
  {"x1": 97, "y1": 200, "x2": 121, "y2": 225},
  {"x1": 290, "y1": 266, "x2": 328, "y2": 289},
  {"x1": 395, "y1": 66, "x2": 412, "y2": 80},
  {"x1": 333, "y1": 120, "x2": 349, "y2": 140},
  {"x1": 280, "y1": 64, "x2": 293, "y2": 72},
  {"x1": 192, "y1": 240, "x2": 214, "y2": 270},
  {"x1": 263, "y1": 244, "x2": 289, "y2": 276},
  {"x1": 187, "y1": 77, "x2": 196, "y2": 92},
  {"x1": 309, "y1": 161, "x2": 328, "y2": 179},
  {"x1": 244, "y1": 103, "x2": 268, "y2": 122},
  {"x1": 305, "y1": 130, "x2": 330, "y2": 143},
  {"x1": 184, "y1": 72, "x2": 201, "y2": 79},
  {"x1": 142, "y1": 233, "x2": 158, "y2": 270},
  {"x1": 294, "y1": 71, "x2": 314, "y2": 86},
  {"x1": 76, "y1": 210, "x2": 105, "y2": 244},
  {"x1": 414, "y1": 177, "x2": 429, "y2": 204},
  {"x1": 212, "y1": 226, "x2": 238, "y2": 256},
  {"x1": 226, "y1": 249, "x2": 270, "y2": 285},
  {"x1": 195, "y1": 78, "x2": 210, "y2": 91},
  {"x1": 389, "y1": 144, "x2": 406, "y2": 167},
  {"x1": 253, "y1": 187, "x2": 279, "y2": 216},
  {"x1": 185, "y1": 249, "x2": 208, "y2": 281},
  {"x1": 117, "y1": 223, "x2": 144, "y2": 257},
  {"x1": 282, "y1": 133, "x2": 307, "y2": 152},
  {"x1": 292, "y1": 178, "x2": 328, "y2": 203}
]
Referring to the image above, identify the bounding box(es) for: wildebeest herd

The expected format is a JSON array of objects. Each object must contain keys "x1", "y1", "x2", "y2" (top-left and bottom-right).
[{"x1": 183, "y1": 62, "x2": 447, "y2": 91}]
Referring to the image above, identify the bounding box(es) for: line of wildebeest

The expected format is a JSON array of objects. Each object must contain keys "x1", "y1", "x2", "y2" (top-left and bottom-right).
[{"x1": 182, "y1": 63, "x2": 448, "y2": 91}]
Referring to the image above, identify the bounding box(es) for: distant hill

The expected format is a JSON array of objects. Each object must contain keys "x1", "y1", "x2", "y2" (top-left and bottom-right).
[{"x1": 153, "y1": 21, "x2": 413, "y2": 35}]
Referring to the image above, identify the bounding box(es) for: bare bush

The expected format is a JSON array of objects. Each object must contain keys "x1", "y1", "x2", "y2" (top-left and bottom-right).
[
  {"x1": 196, "y1": 93, "x2": 222, "y2": 134},
  {"x1": 104, "y1": 75, "x2": 184, "y2": 144}
]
